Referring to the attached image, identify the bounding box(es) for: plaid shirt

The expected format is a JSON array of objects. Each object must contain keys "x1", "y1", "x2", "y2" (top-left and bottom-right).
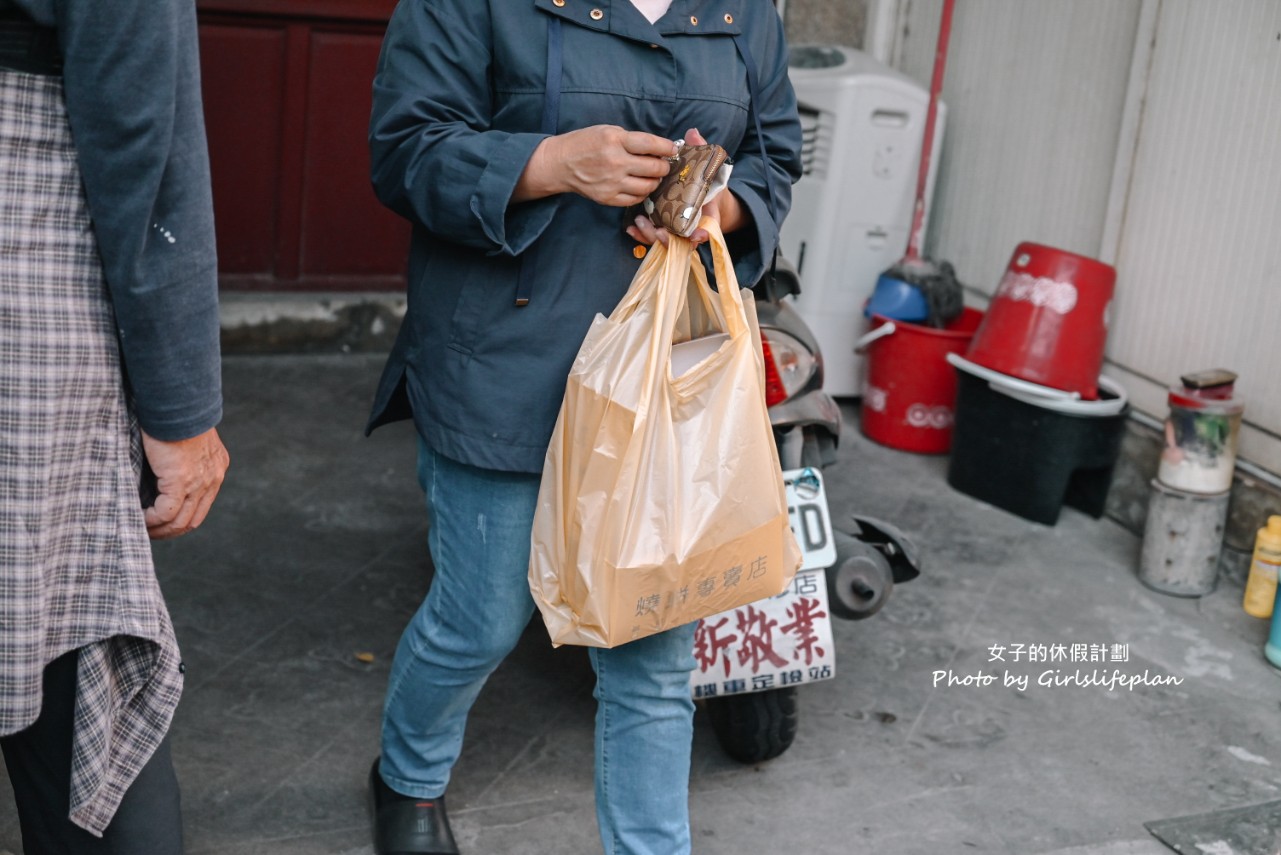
[{"x1": 0, "y1": 71, "x2": 184, "y2": 836}]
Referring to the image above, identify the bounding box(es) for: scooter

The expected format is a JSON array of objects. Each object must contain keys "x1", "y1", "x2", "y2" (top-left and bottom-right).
[{"x1": 692, "y1": 256, "x2": 923, "y2": 764}]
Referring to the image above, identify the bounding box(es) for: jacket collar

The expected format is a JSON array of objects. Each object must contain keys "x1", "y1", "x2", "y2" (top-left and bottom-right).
[{"x1": 533, "y1": 0, "x2": 745, "y2": 42}]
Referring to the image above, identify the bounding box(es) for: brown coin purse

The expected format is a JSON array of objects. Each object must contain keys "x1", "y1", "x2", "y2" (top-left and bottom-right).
[{"x1": 643, "y1": 140, "x2": 733, "y2": 238}]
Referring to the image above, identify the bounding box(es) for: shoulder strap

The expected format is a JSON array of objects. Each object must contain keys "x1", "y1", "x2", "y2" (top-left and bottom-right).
[
  {"x1": 731, "y1": 33, "x2": 778, "y2": 223},
  {"x1": 731, "y1": 33, "x2": 780, "y2": 286}
]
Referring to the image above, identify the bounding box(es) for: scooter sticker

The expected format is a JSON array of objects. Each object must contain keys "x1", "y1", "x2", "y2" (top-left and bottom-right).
[
  {"x1": 784, "y1": 468, "x2": 836, "y2": 572},
  {"x1": 690, "y1": 469, "x2": 839, "y2": 698},
  {"x1": 691, "y1": 570, "x2": 837, "y2": 698}
]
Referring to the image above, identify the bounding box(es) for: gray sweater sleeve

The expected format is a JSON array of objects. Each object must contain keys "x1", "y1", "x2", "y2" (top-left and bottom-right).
[{"x1": 17, "y1": 0, "x2": 223, "y2": 441}]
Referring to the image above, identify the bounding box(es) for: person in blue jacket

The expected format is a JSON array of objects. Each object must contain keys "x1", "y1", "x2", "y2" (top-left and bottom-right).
[{"x1": 365, "y1": 2, "x2": 801, "y2": 853}]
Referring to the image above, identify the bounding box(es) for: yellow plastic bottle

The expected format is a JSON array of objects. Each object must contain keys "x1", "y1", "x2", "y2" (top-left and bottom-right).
[{"x1": 1243, "y1": 516, "x2": 1281, "y2": 618}]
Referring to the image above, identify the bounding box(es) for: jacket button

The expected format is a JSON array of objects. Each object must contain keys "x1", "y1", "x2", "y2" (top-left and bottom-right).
[
  {"x1": 724, "y1": 14, "x2": 734, "y2": 24},
  {"x1": 553, "y1": 0, "x2": 565, "y2": 5},
  {"x1": 690, "y1": 15, "x2": 699, "y2": 25},
  {"x1": 590, "y1": 8, "x2": 603, "y2": 19},
  {"x1": 633, "y1": 245, "x2": 647, "y2": 259}
]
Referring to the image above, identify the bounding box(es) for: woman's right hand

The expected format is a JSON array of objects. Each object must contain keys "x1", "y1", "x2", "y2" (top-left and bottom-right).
[{"x1": 515, "y1": 125, "x2": 677, "y2": 207}]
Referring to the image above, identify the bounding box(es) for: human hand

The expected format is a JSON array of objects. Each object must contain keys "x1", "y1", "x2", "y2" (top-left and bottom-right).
[
  {"x1": 141, "y1": 427, "x2": 230, "y2": 540},
  {"x1": 520, "y1": 125, "x2": 677, "y2": 207},
  {"x1": 625, "y1": 211, "x2": 669, "y2": 248}
]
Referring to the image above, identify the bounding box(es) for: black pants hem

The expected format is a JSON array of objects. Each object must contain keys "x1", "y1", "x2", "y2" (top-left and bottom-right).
[{"x1": 1, "y1": 648, "x2": 184, "y2": 854}]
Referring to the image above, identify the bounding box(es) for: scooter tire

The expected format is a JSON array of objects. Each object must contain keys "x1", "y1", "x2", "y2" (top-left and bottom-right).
[{"x1": 706, "y1": 687, "x2": 798, "y2": 764}]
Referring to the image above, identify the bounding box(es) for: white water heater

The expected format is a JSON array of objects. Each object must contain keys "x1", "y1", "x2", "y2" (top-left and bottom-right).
[{"x1": 781, "y1": 45, "x2": 945, "y2": 397}]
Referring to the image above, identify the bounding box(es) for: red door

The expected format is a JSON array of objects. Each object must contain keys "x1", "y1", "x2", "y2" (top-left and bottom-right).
[{"x1": 197, "y1": 0, "x2": 409, "y2": 291}]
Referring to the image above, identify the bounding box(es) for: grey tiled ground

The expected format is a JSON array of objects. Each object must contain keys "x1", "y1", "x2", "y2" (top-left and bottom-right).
[{"x1": 2, "y1": 352, "x2": 1279, "y2": 854}]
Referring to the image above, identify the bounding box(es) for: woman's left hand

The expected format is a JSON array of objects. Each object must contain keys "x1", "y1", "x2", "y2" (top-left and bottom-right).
[{"x1": 624, "y1": 128, "x2": 746, "y2": 249}]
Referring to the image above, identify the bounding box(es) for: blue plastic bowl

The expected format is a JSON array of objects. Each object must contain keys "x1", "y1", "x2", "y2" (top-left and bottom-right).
[{"x1": 865, "y1": 273, "x2": 929, "y2": 322}]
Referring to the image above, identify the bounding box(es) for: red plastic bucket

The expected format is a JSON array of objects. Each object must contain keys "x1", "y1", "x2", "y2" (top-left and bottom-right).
[
  {"x1": 858, "y1": 307, "x2": 984, "y2": 454},
  {"x1": 965, "y1": 242, "x2": 1115, "y2": 400}
]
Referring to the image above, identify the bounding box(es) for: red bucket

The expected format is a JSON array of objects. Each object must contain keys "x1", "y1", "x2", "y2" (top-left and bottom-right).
[
  {"x1": 965, "y1": 242, "x2": 1115, "y2": 400},
  {"x1": 858, "y1": 307, "x2": 984, "y2": 454}
]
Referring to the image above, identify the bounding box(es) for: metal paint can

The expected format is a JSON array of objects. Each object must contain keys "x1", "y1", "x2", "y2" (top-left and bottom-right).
[{"x1": 1138, "y1": 479, "x2": 1230, "y2": 597}]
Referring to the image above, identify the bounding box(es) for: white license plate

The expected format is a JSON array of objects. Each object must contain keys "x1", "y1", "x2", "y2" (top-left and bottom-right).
[
  {"x1": 785, "y1": 467, "x2": 836, "y2": 572},
  {"x1": 690, "y1": 468, "x2": 838, "y2": 698}
]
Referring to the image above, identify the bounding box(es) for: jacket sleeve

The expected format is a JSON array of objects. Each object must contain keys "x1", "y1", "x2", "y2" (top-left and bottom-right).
[
  {"x1": 369, "y1": 0, "x2": 559, "y2": 256},
  {"x1": 54, "y1": 0, "x2": 222, "y2": 442},
  {"x1": 725, "y1": 10, "x2": 804, "y2": 289}
]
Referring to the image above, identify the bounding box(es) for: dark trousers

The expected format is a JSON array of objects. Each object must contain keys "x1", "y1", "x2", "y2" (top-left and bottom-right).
[{"x1": 1, "y1": 650, "x2": 184, "y2": 854}]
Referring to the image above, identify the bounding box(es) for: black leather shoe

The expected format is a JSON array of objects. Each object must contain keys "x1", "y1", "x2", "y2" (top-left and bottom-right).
[{"x1": 368, "y1": 759, "x2": 460, "y2": 855}]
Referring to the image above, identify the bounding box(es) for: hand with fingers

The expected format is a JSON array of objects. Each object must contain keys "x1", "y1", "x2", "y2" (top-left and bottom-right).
[
  {"x1": 141, "y1": 427, "x2": 230, "y2": 540},
  {"x1": 515, "y1": 124, "x2": 678, "y2": 207},
  {"x1": 625, "y1": 127, "x2": 749, "y2": 249}
]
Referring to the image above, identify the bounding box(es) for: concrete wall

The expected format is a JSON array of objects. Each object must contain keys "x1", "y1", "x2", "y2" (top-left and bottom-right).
[{"x1": 783, "y1": 0, "x2": 868, "y2": 50}]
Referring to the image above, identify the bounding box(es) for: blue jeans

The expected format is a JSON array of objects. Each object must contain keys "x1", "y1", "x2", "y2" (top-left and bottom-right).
[{"x1": 381, "y1": 440, "x2": 697, "y2": 855}]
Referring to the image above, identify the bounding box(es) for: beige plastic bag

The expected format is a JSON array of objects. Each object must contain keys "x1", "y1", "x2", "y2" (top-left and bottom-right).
[{"x1": 529, "y1": 219, "x2": 801, "y2": 648}]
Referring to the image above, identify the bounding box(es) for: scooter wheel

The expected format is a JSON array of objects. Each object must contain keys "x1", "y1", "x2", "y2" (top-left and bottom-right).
[
  {"x1": 705, "y1": 687, "x2": 798, "y2": 764},
  {"x1": 827, "y1": 540, "x2": 894, "y2": 621}
]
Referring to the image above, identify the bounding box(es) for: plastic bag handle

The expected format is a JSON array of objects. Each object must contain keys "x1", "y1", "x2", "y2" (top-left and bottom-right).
[
  {"x1": 694, "y1": 217, "x2": 749, "y2": 340},
  {"x1": 604, "y1": 221, "x2": 750, "y2": 406},
  {"x1": 648, "y1": 223, "x2": 747, "y2": 383},
  {"x1": 610, "y1": 220, "x2": 746, "y2": 342},
  {"x1": 608, "y1": 235, "x2": 684, "y2": 321}
]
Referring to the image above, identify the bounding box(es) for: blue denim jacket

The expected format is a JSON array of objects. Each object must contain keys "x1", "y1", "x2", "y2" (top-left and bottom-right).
[{"x1": 367, "y1": 0, "x2": 802, "y2": 472}]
